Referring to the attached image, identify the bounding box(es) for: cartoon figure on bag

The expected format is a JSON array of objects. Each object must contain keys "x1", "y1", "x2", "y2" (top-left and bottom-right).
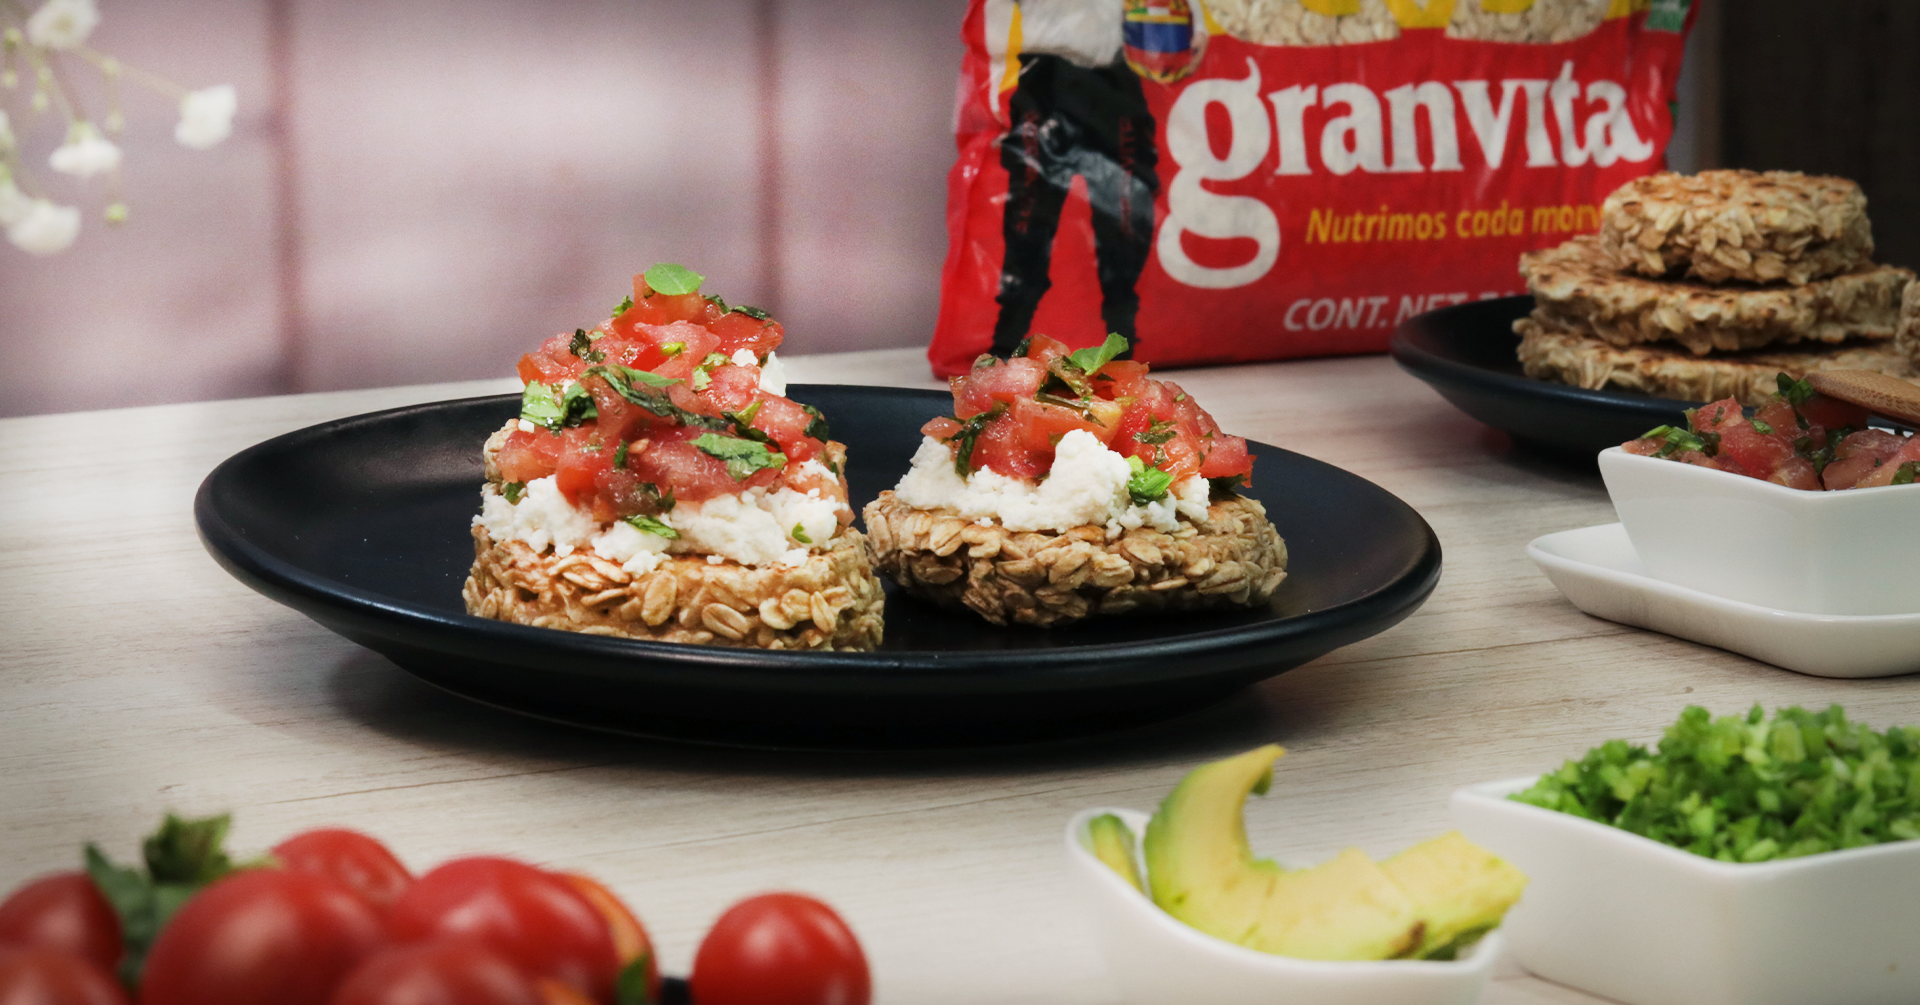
[{"x1": 991, "y1": 0, "x2": 1202, "y2": 356}]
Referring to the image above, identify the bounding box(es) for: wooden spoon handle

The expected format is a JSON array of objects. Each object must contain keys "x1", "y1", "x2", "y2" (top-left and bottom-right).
[{"x1": 1805, "y1": 371, "x2": 1920, "y2": 427}]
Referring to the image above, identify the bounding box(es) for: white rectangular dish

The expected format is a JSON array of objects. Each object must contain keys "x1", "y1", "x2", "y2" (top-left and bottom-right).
[
  {"x1": 1453, "y1": 778, "x2": 1920, "y2": 1005},
  {"x1": 1527, "y1": 523, "x2": 1920, "y2": 678},
  {"x1": 1598, "y1": 446, "x2": 1920, "y2": 615}
]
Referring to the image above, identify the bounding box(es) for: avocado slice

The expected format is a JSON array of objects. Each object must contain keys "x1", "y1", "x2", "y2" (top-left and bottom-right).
[
  {"x1": 1142, "y1": 745, "x2": 1426, "y2": 961},
  {"x1": 1378, "y1": 830, "x2": 1529, "y2": 960},
  {"x1": 1084, "y1": 813, "x2": 1145, "y2": 892}
]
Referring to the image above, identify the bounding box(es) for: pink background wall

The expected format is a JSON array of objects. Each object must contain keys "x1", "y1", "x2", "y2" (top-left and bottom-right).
[{"x1": 0, "y1": 0, "x2": 966, "y2": 417}]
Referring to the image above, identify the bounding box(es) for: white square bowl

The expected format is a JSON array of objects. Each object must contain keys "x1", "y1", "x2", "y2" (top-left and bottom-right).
[
  {"x1": 1452, "y1": 778, "x2": 1920, "y2": 1005},
  {"x1": 1063, "y1": 808, "x2": 1501, "y2": 1005},
  {"x1": 1597, "y1": 446, "x2": 1920, "y2": 615}
]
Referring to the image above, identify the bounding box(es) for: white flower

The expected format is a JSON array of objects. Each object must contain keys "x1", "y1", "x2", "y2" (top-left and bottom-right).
[
  {"x1": 0, "y1": 179, "x2": 33, "y2": 228},
  {"x1": 7, "y1": 199, "x2": 81, "y2": 255},
  {"x1": 49, "y1": 122, "x2": 122, "y2": 178},
  {"x1": 25, "y1": 0, "x2": 100, "y2": 50},
  {"x1": 175, "y1": 85, "x2": 236, "y2": 150}
]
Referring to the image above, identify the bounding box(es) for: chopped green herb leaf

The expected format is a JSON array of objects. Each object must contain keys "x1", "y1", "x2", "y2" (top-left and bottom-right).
[
  {"x1": 661, "y1": 341, "x2": 686, "y2": 357},
  {"x1": 1009, "y1": 336, "x2": 1033, "y2": 358},
  {"x1": 519, "y1": 381, "x2": 564, "y2": 431},
  {"x1": 729, "y1": 304, "x2": 771, "y2": 321},
  {"x1": 691, "y1": 369, "x2": 712, "y2": 391},
  {"x1": 1895, "y1": 462, "x2": 1920, "y2": 486},
  {"x1": 1750, "y1": 417, "x2": 1774, "y2": 435},
  {"x1": 570, "y1": 329, "x2": 593, "y2": 356},
  {"x1": 704, "y1": 293, "x2": 729, "y2": 311},
  {"x1": 692, "y1": 433, "x2": 787, "y2": 480},
  {"x1": 639, "y1": 481, "x2": 675, "y2": 513},
  {"x1": 581, "y1": 365, "x2": 730, "y2": 432},
  {"x1": 942, "y1": 403, "x2": 1005, "y2": 477},
  {"x1": 972, "y1": 353, "x2": 998, "y2": 371},
  {"x1": 502, "y1": 481, "x2": 526, "y2": 503},
  {"x1": 644, "y1": 262, "x2": 704, "y2": 296},
  {"x1": 1126, "y1": 456, "x2": 1175, "y2": 505},
  {"x1": 1067, "y1": 331, "x2": 1130, "y2": 376},
  {"x1": 1134, "y1": 418, "x2": 1178, "y2": 445},
  {"x1": 623, "y1": 513, "x2": 679, "y2": 539},
  {"x1": 1640, "y1": 424, "x2": 1711, "y2": 459},
  {"x1": 801, "y1": 403, "x2": 831, "y2": 441},
  {"x1": 724, "y1": 402, "x2": 779, "y2": 447},
  {"x1": 1209, "y1": 474, "x2": 1249, "y2": 495},
  {"x1": 612, "y1": 442, "x2": 629, "y2": 469},
  {"x1": 614, "y1": 295, "x2": 634, "y2": 315},
  {"x1": 559, "y1": 381, "x2": 598, "y2": 426},
  {"x1": 791, "y1": 523, "x2": 812, "y2": 545},
  {"x1": 1174, "y1": 393, "x2": 1187, "y2": 403},
  {"x1": 1777, "y1": 372, "x2": 1815, "y2": 407}
]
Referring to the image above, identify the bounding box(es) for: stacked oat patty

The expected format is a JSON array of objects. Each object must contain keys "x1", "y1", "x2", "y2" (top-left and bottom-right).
[{"x1": 1516, "y1": 170, "x2": 1918, "y2": 406}]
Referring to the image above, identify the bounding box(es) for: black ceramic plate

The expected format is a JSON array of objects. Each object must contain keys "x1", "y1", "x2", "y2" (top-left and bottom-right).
[
  {"x1": 1391, "y1": 296, "x2": 1695, "y2": 455},
  {"x1": 196, "y1": 385, "x2": 1440, "y2": 749}
]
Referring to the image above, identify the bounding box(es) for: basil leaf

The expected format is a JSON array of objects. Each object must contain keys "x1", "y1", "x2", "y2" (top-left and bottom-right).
[
  {"x1": 614, "y1": 295, "x2": 634, "y2": 315},
  {"x1": 569, "y1": 328, "x2": 605, "y2": 361},
  {"x1": 729, "y1": 304, "x2": 771, "y2": 321},
  {"x1": 1126, "y1": 455, "x2": 1174, "y2": 505},
  {"x1": 1750, "y1": 417, "x2": 1774, "y2": 435},
  {"x1": 1642, "y1": 424, "x2": 1710, "y2": 459},
  {"x1": 1895, "y1": 461, "x2": 1919, "y2": 486},
  {"x1": 791, "y1": 523, "x2": 812, "y2": 545},
  {"x1": 725, "y1": 402, "x2": 779, "y2": 448},
  {"x1": 503, "y1": 481, "x2": 526, "y2": 503},
  {"x1": 1067, "y1": 331, "x2": 1130, "y2": 376},
  {"x1": 520, "y1": 381, "x2": 564, "y2": 431},
  {"x1": 1778, "y1": 372, "x2": 1814, "y2": 406},
  {"x1": 693, "y1": 433, "x2": 787, "y2": 481},
  {"x1": 580, "y1": 365, "x2": 731, "y2": 432},
  {"x1": 1009, "y1": 337, "x2": 1032, "y2": 358},
  {"x1": 1209, "y1": 473, "x2": 1249, "y2": 495},
  {"x1": 560, "y1": 382, "x2": 598, "y2": 427},
  {"x1": 943, "y1": 403, "x2": 1006, "y2": 477},
  {"x1": 643, "y1": 481, "x2": 676, "y2": 513},
  {"x1": 704, "y1": 293, "x2": 729, "y2": 311},
  {"x1": 623, "y1": 514, "x2": 679, "y2": 539},
  {"x1": 1134, "y1": 418, "x2": 1177, "y2": 445},
  {"x1": 644, "y1": 263, "x2": 704, "y2": 296},
  {"x1": 801, "y1": 403, "x2": 831, "y2": 441},
  {"x1": 612, "y1": 442, "x2": 629, "y2": 470}
]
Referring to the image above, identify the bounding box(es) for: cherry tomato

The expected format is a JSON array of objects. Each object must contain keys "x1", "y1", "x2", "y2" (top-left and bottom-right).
[
  {"x1": 272, "y1": 829, "x2": 414, "y2": 913},
  {"x1": 690, "y1": 893, "x2": 870, "y2": 1005},
  {"x1": 387, "y1": 857, "x2": 618, "y2": 1002},
  {"x1": 139, "y1": 869, "x2": 385, "y2": 1005},
  {"x1": 0, "y1": 944, "x2": 128, "y2": 1005},
  {"x1": 557, "y1": 873, "x2": 660, "y2": 1002},
  {"x1": 328, "y1": 938, "x2": 541, "y2": 1005},
  {"x1": 0, "y1": 873, "x2": 121, "y2": 974}
]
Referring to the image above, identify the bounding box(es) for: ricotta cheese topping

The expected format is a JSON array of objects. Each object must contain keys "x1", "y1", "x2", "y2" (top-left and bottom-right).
[
  {"x1": 475, "y1": 461, "x2": 847, "y2": 573},
  {"x1": 891, "y1": 429, "x2": 1211, "y2": 535}
]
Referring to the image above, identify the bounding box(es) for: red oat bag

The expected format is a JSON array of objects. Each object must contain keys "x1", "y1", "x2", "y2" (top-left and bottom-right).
[{"x1": 930, "y1": 0, "x2": 1695, "y2": 375}]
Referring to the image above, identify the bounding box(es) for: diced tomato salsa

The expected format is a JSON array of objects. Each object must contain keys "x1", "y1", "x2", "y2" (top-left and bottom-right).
[
  {"x1": 922, "y1": 333, "x2": 1256, "y2": 487},
  {"x1": 496, "y1": 267, "x2": 848, "y2": 523},
  {"x1": 1623, "y1": 375, "x2": 1920, "y2": 490}
]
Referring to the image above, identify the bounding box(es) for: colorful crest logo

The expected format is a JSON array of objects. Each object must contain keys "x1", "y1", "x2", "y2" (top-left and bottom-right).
[{"x1": 1123, "y1": 0, "x2": 1206, "y2": 84}]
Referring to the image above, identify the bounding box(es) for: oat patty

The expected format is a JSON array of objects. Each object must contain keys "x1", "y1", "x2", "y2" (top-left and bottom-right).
[{"x1": 1598, "y1": 170, "x2": 1874, "y2": 285}]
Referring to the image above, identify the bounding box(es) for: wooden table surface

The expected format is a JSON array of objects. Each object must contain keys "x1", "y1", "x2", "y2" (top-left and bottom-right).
[{"x1": 4, "y1": 348, "x2": 1916, "y2": 1004}]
